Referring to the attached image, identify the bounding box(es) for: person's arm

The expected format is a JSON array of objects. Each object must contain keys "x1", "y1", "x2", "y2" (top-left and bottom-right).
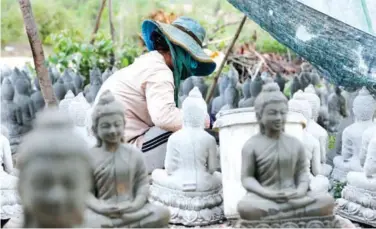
[
  {"x1": 2, "y1": 137, "x2": 14, "y2": 174},
  {"x1": 144, "y1": 73, "x2": 183, "y2": 132}
]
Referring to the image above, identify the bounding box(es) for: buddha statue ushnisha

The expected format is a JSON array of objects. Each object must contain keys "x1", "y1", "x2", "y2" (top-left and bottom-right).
[
  {"x1": 237, "y1": 83, "x2": 335, "y2": 225},
  {"x1": 84, "y1": 90, "x2": 170, "y2": 228}
]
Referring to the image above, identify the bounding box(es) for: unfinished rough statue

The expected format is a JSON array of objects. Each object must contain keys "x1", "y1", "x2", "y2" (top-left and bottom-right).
[
  {"x1": 16, "y1": 109, "x2": 92, "y2": 228},
  {"x1": 332, "y1": 87, "x2": 376, "y2": 182},
  {"x1": 211, "y1": 75, "x2": 230, "y2": 116},
  {"x1": 288, "y1": 96, "x2": 329, "y2": 192},
  {"x1": 237, "y1": 83, "x2": 336, "y2": 228},
  {"x1": 336, "y1": 131, "x2": 376, "y2": 227},
  {"x1": 150, "y1": 87, "x2": 224, "y2": 226},
  {"x1": 238, "y1": 77, "x2": 254, "y2": 108},
  {"x1": 84, "y1": 90, "x2": 170, "y2": 228},
  {"x1": 328, "y1": 87, "x2": 347, "y2": 132}
]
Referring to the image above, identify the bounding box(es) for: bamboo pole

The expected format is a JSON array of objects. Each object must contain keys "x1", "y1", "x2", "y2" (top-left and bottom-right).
[
  {"x1": 108, "y1": 0, "x2": 116, "y2": 68},
  {"x1": 205, "y1": 15, "x2": 247, "y2": 103}
]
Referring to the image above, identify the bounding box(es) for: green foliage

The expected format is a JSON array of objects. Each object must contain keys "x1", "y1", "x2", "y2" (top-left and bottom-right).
[
  {"x1": 257, "y1": 39, "x2": 288, "y2": 54},
  {"x1": 332, "y1": 181, "x2": 346, "y2": 199},
  {"x1": 328, "y1": 135, "x2": 336, "y2": 150},
  {"x1": 46, "y1": 31, "x2": 142, "y2": 84},
  {"x1": 1, "y1": 0, "x2": 24, "y2": 44}
]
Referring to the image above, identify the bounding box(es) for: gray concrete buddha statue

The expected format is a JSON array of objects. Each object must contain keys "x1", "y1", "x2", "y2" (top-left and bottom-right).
[
  {"x1": 1, "y1": 78, "x2": 23, "y2": 154},
  {"x1": 150, "y1": 87, "x2": 224, "y2": 226},
  {"x1": 16, "y1": 109, "x2": 92, "y2": 228},
  {"x1": 53, "y1": 78, "x2": 67, "y2": 102},
  {"x1": 290, "y1": 76, "x2": 301, "y2": 98},
  {"x1": 179, "y1": 77, "x2": 194, "y2": 106},
  {"x1": 221, "y1": 71, "x2": 239, "y2": 111},
  {"x1": 30, "y1": 78, "x2": 45, "y2": 112},
  {"x1": 237, "y1": 83, "x2": 336, "y2": 228},
  {"x1": 211, "y1": 75, "x2": 230, "y2": 117},
  {"x1": 274, "y1": 73, "x2": 286, "y2": 92},
  {"x1": 1, "y1": 64, "x2": 13, "y2": 83},
  {"x1": 72, "y1": 71, "x2": 84, "y2": 94},
  {"x1": 328, "y1": 86, "x2": 347, "y2": 132},
  {"x1": 238, "y1": 77, "x2": 253, "y2": 108},
  {"x1": 84, "y1": 90, "x2": 170, "y2": 228},
  {"x1": 62, "y1": 69, "x2": 77, "y2": 95},
  {"x1": 101, "y1": 68, "x2": 112, "y2": 83},
  {"x1": 85, "y1": 67, "x2": 103, "y2": 104},
  {"x1": 250, "y1": 74, "x2": 263, "y2": 99},
  {"x1": 13, "y1": 77, "x2": 35, "y2": 134},
  {"x1": 192, "y1": 76, "x2": 208, "y2": 99}
]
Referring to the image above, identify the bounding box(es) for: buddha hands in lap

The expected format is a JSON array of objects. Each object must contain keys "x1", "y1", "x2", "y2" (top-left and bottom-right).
[
  {"x1": 85, "y1": 90, "x2": 170, "y2": 228},
  {"x1": 237, "y1": 83, "x2": 335, "y2": 221}
]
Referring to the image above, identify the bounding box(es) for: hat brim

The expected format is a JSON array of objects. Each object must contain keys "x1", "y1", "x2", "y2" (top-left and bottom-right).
[{"x1": 141, "y1": 20, "x2": 216, "y2": 76}]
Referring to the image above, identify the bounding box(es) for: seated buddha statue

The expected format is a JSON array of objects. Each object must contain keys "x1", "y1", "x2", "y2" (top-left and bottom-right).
[
  {"x1": 237, "y1": 83, "x2": 335, "y2": 227},
  {"x1": 336, "y1": 130, "x2": 376, "y2": 227},
  {"x1": 332, "y1": 87, "x2": 376, "y2": 182},
  {"x1": 84, "y1": 90, "x2": 170, "y2": 228},
  {"x1": 288, "y1": 96, "x2": 329, "y2": 192},
  {"x1": 150, "y1": 87, "x2": 223, "y2": 226}
]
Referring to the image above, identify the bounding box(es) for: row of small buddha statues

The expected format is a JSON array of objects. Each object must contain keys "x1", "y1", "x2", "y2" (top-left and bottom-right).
[
  {"x1": 0, "y1": 64, "x2": 116, "y2": 155},
  {"x1": 2, "y1": 76, "x2": 352, "y2": 228}
]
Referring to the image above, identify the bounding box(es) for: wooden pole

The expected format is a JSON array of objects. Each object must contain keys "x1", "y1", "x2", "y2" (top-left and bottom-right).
[
  {"x1": 205, "y1": 15, "x2": 247, "y2": 103},
  {"x1": 90, "y1": 0, "x2": 107, "y2": 44},
  {"x1": 108, "y1": 0, "x2": 116, "y2": 68},
  {"x1": 18, "y1": 0, "x2": 57, "y2": 107}
]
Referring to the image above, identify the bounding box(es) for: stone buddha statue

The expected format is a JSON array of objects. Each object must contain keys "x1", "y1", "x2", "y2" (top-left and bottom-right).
[
  {"x1": 236, "y1": 83, "x2": 335, "y2": 227},
  {"x1": 62, "y1": 69, "x2": 77, "y2": 95},
  {"x1": 211, "y1": 75, "x2": 230, "y2": 117},
  {"x1": 85, "y1": 67, "x2": 102, "y2": 104},
  {"x1": 73, "y1": 71, "x2": 84, "y2": 94},
  {"x1": 150, "y1": 87, "x2": 224, "y2": 226},
  {"x1": 101, "y1": 68, "x2": 112, "y2": 83},
  {"x1": 336, "y1": 131, "x2": 376, "y2": 227},
  {"x1": 299, "y1": 72, "x2": 312, "y2": 90},
  {"x1": 53, "y1": 78, "x2": 67, "y2": 101},
  {"x1": 274, "y1": 73, "x2": 286, "y2": 92},
  {"x1": 16, "y1": 109, "x2": 92, "y2": 228},
  {"x1": 332, "y1": 87, "x2": 376, "y2": 182},
  {"x1": 68, "y1": 93, "x2": 96, "y2": 147},
  {"x1": 294, "y1": 89, "x2": 331, "y2": 175},
  {"x1": 179, "y1": 77, "x2": 194, "y2": 106},
  {"x1": 192, "y1": 76, "x2": 208, "y2": 99},
  {"x1": 290, "y1": 76, "x2": 302, "y2": 98},
  {"x1": 1, "y1": 78, "x2": 23, "y2": 153},
  {"x1": 13, "y1": 77, "x2": 36, "y2": 134},
  {"x1": 239, "y1": 77, "x2": 253, "y2": 108},
  {"x1": 84, "y1": 90, "x2": 170, "y2": 228},
  {"x1": 221, "y1": 72, "x2": 239, "y2": 111},
  {"x1": 250, "y1": 74, "x2": 263, "y2": 99},
  {"x1": 30, "y1": 78, "x2": 45, "y2": 112},
  {"x1": 288, "y1": 96, "x2": 330, "y2": 192},
  {"x1": 0, "y1": 125, "x2": 22, "y2": 223},
  {"x1": 58, "y1": 90, "x2": 75, "y2": 115},
  {"x1": 328, "y1": 86, "x2": 347, "y2": 132}
]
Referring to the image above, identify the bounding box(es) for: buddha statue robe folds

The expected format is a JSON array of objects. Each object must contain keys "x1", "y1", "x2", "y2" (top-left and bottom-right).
[
  {"x1": 236, "y1": 83, "x2": 337, "y2": 228},
  {"x1": 150, "y1": 87, "x2": 224, "y2": 226},
  {"x1": 84, "y1": 90, "x2": 170, "y2": 228}
]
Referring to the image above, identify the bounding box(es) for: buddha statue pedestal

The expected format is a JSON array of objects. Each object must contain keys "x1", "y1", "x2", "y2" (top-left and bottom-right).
[
  {"x1": 213, "y1": 107, "x2": 306, "y2": 219},
  {"x1": 236, "y1": 215, "x2": 340, "y2": 228},
  {"x1": 149, "y1": 87, "x2": 224, "y2": 226}
]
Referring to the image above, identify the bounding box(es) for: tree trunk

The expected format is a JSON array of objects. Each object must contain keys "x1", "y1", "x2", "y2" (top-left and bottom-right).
[
  {"x1": 108, "y1": 0, "x2": 116, "y2": 69},
  {"x1": 90, "y1": 0, "x2": 107, "y2": 44},
  {"x1": 18, "y1": 0, "x2": 57, "y2": 107}
]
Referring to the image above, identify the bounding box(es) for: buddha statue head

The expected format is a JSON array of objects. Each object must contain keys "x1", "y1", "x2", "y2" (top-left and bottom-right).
[
  {"x1": 289, "y1": 93, "x2": 312, "y2": 126},
  {"x1": 242, "y1": 78, "x2": 252, "y2": 99},
  {"x1": 91, "y1": 90, "x2": 125, "y2": 147},
  {"x1": 1, "y1": 78, "x2": 15, "y2": 101},
  {"x1": 69, "y1": 93, "x2": 91, "y2": 127},
  {"x1": 89, "y1": 67, "x2": 102, "y2": 85},
  {"x1": 17, "y1": 109, "x2": 91, "y2": 228},
  {"x1": 302, "y1": 85, "x2": 321, "y2": 121},
  {"x1": 301, "y1": 62, "x2": 312, "y2": 72},
  {"x1": 352, "y1": 87, "x2": 376, "y2": 122},
  {"x1": 15, "y1": 77, "x2": 30, "y2": 96},
  {"x1": 254, "y1": 82, "x2": 288, "y2": 135},
  {"x1": 182, "y1": 87, "x2": 207, "y2": 128}
]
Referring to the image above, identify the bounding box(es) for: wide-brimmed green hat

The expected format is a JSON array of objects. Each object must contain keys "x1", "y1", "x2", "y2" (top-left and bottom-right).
[{"x1": 142, "y1": 16, "x2": 216, "y2": 76}]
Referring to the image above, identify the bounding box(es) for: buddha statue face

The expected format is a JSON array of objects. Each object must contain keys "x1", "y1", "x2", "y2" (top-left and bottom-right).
[
  {"x1": 255, "y1": 83, "x2": 288, "y2": 134},
  {"x1": 92, "y1": 90, "x2": 125, "y2": 146},
  {"x1": 96, "y1": 114, "x2": 124, "y2": 144},
  {"x1": 17, "y1": 109, "x2": 91, "y2": 228},
  {"x1": 260, "y1": 102, "x2": 287, "y2": 133},
  {"x1": 1, "y1": 78, "x2": 15, "y2": 101},
  {"x1": 182, "y1": 87, "x2": 207, "y2": 128}
]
